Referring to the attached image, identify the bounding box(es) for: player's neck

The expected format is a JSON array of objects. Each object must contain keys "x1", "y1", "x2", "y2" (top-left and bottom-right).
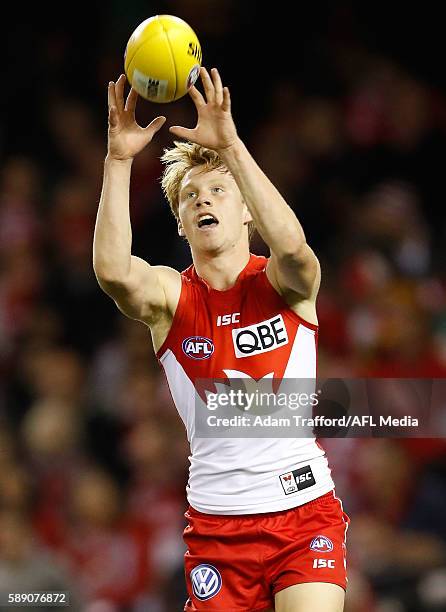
[{"x1": 192, "y1": 244, "x2": 251, "y2": 291}]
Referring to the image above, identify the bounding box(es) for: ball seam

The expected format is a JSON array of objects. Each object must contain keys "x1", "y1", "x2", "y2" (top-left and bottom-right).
[{"x1": 161, "y1": 24, "x2": 178, "y2": 101}]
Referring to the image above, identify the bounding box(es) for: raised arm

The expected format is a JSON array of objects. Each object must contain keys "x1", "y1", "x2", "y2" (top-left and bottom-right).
[
  {"x1": 93, "y1": 75, "x2": 180, "y2": 326},
  {"x1": 169, "y1": 68, "x2": 320, "y2": 320},
  {"x1": 217, "y1": 138, "x2": 320, "y2": 308}
]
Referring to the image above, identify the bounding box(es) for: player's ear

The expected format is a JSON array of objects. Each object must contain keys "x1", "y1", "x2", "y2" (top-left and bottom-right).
[
  {"x1": 242, "y1": 202, "x2": 252, "y2": 225},
  {"x1": 178, "y1": 220, "x2": 185, "y2": 236}
]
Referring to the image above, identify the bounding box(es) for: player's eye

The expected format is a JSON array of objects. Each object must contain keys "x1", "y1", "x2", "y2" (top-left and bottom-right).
[
  {"x1": 211, "y1": 187, "x2": 223, "y2": 193},
  {"x1": 186, "y1": 191, "x2": 197, "y2": 198}
]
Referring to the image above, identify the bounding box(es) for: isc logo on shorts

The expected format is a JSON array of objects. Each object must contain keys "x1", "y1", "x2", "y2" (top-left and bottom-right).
[
  {"x1": 313, "y1": 558, "x2": 335, "y2": 568},
  {"x1": 232, "y1": 314, "x2": 288, "y2": 358},
  {"x1": 279, "y1": 465, "x2": 316, "y2": 495}
]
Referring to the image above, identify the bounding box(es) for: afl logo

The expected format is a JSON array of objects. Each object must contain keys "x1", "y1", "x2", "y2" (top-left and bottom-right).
[
  {"x1": 182, "y1": 336, "x2": 214, "y2": 360},
  {"x1": 186, "y1": 64, "x2": 200, "y2": 90},
  {"x1": 310, "y1": 535, "x2": 334, "y2": 553},
  {"x1": 191, "y1": 564, "x2": 222, "y2": 601}
]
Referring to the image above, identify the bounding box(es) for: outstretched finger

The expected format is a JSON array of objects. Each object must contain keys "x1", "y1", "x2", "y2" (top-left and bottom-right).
[
  {"x1": 108, "y1": 81, "x2": 117, "y2": 110},
  {"x1": 211, "y1": 68, "x2": 223, "y2": 105},
  {"x1": 108, "y1": 105, "x2": 119, "y2": 129},
  {"x1": 114, "y1": 74, "x2": 126, "y2": 113},
  {"x1": 222, "y1": 87, "x2": 231, "y2": 112},
  {"x1": 200, "y1": 67, "x2": 215, "y2": 103},
  {"x1": 188, "y1": 85, "x2": 206, "y2": 107},
  {"x1": 125, "y1": 87, "x2": 138, "y2": 113}
]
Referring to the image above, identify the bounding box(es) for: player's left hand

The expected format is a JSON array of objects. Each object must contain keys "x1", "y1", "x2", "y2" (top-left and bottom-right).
[{"x1": 169, "y1": 67, "x2": 238, "y2": 151}]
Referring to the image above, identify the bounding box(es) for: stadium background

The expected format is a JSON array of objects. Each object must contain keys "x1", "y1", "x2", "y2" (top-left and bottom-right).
[{"x1": 1, "y1": 1, "x2": 446, "y2": 610}]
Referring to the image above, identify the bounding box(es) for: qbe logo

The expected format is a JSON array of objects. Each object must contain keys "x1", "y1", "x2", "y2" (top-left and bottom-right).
[
  {"x1": 182, "y1": 336, "x2": 214, "y2": 360},
  {"x1": 232, "y1": 314, "x2": 288, "y2": 358},
  {"x1": 190, "y1": 564, "x2": 222, "y2": 601},
  {"x1": 310, "y1": 535, "x2": 334, "y2": 553}
]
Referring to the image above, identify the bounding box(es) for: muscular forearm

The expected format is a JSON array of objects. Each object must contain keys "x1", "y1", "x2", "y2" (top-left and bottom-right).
[
  {"x1": 93, "y1": 156, "x2": 134, "y2": 282},
  {"x1": 219, "y1": 138, "x2": 306, "y2": 257}
]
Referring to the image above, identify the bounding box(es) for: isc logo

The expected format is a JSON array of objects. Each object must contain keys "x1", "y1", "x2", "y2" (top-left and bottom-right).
[
  {"x1": 313, "y1": 559, "x2": 335, "y2": 569},
  {"x1": 232, "y1": 315, "x2": 288, "y2": 358},
  {"x1": 217, "y1": 313, "x2": 240, "y2": 327},
  {"x1": 182, "y1": 336, "x2": 214, "y2": 360},
  {"x1": 279, "y1": 465, "x2": 316, "y2": 495}
]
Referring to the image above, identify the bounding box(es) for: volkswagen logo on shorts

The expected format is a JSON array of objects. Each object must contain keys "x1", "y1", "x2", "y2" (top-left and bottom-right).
[
  {"x1": 182, "y1": 336, "x2": 214, "y2": 360},
  {"x1": 191, "y1": 564, "x2": 222, "y2": 600},
  {"x1": 310, "y1": 535, "x2": 334, "y2": 553}
]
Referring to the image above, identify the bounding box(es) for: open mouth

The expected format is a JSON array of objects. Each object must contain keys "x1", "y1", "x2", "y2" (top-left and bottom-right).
[{"x1": 197, "y1": 214, "x2": 219, "y2": 229}]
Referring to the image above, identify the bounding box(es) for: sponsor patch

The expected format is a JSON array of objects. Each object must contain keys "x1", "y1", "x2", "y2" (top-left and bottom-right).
[
  {"x1": 182, "y1": 336, "x2": 214, "y2": 360},
  {"x1": 279, "y1": 465, "x2": 316, "y2": 495},
  {"x1": 313, "y1": 558, "x2": 335, "y2": 568},
  {"x1": 191, "y1": 564, "x2": 222, "y2": 601},
  {"x1": 216, "y1": 312, "x2": 240, "y2": 327},
  {"x1": 232, "y1": 314, "x2": 288, "y2": 358}
]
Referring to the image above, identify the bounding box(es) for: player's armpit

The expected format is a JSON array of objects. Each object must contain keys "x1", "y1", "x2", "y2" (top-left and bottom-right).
[
  {"x1": 96, "y1": 256, "x2": 181, "y2": 325},
  {"x1": 266, "y1": 244, "x2": 321, "y2": 301}
]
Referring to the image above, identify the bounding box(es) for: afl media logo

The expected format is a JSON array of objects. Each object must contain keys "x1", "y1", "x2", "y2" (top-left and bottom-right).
[
  {"x1": 191, "y1": 564, "x2": 222, "y2": 600},
  {"x1": 182, "y1": 336, "x2": 214, "y2": 360}
]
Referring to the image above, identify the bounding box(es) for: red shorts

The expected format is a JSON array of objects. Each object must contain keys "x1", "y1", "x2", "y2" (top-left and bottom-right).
[{"x1": 183, "y1": 491, "x2": 349, "y2": 611}]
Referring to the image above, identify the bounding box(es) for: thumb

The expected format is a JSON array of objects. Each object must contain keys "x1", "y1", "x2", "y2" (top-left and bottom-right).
[
  {"x1": 145, "y1": 116, "x2": 166, "y2": 134},
  {"x1": 169, "y1": 126, "x2": 196, "y2": 140}
]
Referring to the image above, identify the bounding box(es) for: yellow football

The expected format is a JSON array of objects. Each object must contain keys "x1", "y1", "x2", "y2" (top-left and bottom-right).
[{"x1": 124, "y1": 14, "x2": 202, "y2": 103}]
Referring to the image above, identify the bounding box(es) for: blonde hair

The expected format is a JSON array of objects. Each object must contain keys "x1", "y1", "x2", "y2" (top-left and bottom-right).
[{"x1": 160, "y1": 141, "x2": 255, "y2": 238}]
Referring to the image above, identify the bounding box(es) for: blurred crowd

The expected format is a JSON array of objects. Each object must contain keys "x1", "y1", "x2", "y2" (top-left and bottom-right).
[{"x1": 1, "y1": 2, "x2": 446, "y2": 611}]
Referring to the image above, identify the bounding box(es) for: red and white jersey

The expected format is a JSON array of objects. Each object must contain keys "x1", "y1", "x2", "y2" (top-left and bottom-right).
[{"x1": 157, "y1": 254, "x2": 334, "y2": 514}]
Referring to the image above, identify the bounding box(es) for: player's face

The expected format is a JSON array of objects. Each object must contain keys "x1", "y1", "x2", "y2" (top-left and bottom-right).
[{"x1": 177, "y1": 166, "x2": 251, "y2": 252}]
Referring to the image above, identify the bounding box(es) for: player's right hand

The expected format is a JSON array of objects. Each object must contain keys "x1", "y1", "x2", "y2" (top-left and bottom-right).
[{"x1": 107, "y1": 74, "x2": 166, "y2": 161}]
